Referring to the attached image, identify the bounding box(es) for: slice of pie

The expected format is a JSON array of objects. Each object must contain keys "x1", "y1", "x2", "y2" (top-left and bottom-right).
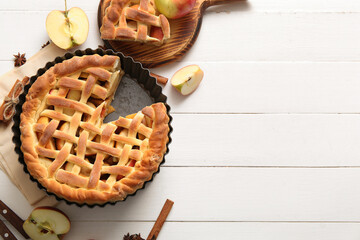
[
  {"x1": 20, "y1": 54, "x2": 170, "y2": 205},
  {"x1": 100, "y1": 0, "x2": 170, "y2": 45}
]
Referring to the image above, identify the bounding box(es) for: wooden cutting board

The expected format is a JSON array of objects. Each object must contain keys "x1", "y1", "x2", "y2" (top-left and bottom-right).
[{"x1": 98, "y1": 0, "x2": 243, "y2": 68}]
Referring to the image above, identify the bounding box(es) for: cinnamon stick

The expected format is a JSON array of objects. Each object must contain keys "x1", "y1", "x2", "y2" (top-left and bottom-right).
[
  {"x1": 149, "y1": 73, "x2": 168, "y2": 85},
  {"x1": 0, "y1": 76, "x2": 29, "y2": 122},
  {"x1": 146, "y1": 199, "x2": 174, "y2": 240}
]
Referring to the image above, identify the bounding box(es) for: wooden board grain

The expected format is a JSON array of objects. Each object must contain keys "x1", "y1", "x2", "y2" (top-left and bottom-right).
[{"x1": 98, "y1": 0, "x2": 244, "y2": 68}]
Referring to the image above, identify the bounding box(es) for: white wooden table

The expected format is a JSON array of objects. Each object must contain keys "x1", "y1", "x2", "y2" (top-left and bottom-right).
[{"x1": 2, "y1": 0, "x2": 360, "y2": 239}]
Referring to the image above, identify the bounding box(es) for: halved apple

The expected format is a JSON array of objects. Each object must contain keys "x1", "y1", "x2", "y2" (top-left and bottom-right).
[
  {"x1": 46, "y1": 6, "x2": 89, "y2": 50},
  {"x1": 171, "y1": 65, "x2": 204, "y2": 95},
  {"x1": 23, "y1": 207, "x2": 71, "y2": 240}
]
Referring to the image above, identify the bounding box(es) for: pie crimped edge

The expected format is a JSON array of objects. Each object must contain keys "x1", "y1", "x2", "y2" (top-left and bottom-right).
[{"x1": 18, "y1": 53, "x2": 170, "y2": 205}]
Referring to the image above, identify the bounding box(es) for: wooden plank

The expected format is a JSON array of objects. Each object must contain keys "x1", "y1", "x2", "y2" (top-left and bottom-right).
[
  {"x1": 167, "y1": 114, "x2": 360, "y2": 166},
  {"x1": 65, "y1": 222, "x2": 360, "y2": 240},
  {"x1": 43, "y1": 167, "x2": 360, "y2": 221},
  {"x1": 245, "y1": 0, "x2": 360, "y2": 11},
  {"x1": 6, "y1": 219, "x2": 360, "y2": 240},
  {"x1": 185, "y1": 12, "x2": 360, "y2": 62},
  {"x1": 159, "y1": 62, "x2": 360, "y2": 113},
  {"x1": 1, "y1": 13, "x2": 360, "y2": 62}
]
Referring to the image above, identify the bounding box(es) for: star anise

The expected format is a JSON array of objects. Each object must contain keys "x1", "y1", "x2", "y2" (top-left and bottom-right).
[
  {"x1": 123, "y1": 233, "x2": 144, "y2": 240},
  {"x1": 13, "y1": 52, "x2": 26, "y2": 67},
  {"x1": 41, "y1": 41, "x2": 50, "y2": 48}
]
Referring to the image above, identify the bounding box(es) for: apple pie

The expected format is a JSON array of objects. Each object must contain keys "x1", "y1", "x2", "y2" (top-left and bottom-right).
[
  {"x1": 100, "y1": 0, "x2": 170, "y2": 45},
  {"x1": 20, "y1": 54, "x2": 170, "y2": 205}
]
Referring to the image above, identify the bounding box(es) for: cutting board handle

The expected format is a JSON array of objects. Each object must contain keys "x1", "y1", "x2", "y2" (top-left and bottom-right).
[{"x1": 205, "y1": 0, "x2": 245, "y2": 7}]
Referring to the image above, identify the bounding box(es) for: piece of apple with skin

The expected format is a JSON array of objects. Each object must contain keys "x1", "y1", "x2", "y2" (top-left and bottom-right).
[
  {"x1": 155, "y1": 0, "x2": 196, "y2": 19},
  {"x1": 128, "y1": 159, "x2": 137, "y2": 167},
  {"x1": 46, "y1": 2, "x2": 89, "y2": 50},
  {"x1": 23, "y1": 207, "x2": 71, "y2": 240},
  {"x1": 171, "y1": 65, "x2": 204, "y2": 95},
  {"x1": 150, "y1": 26, "x2": 164, "y2": 41}
]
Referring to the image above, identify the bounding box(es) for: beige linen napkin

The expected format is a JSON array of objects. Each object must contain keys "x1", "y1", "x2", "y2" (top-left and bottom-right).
[{"x1": 0, "y1": 43, "x2": 66, "y2": 207}]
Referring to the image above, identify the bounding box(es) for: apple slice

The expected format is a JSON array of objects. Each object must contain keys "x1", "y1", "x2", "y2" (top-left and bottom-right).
[
  {"x1": 23, "y1": 207, "x2": 71, "y2": 240},
  {"x1": 150, "y1": 26, "x2": 164, "y2": 41},
  {"x1": 128, "y1": 159, "x2": 137, "y2": 167},
  {"x1": 171, "y1": 65, "x2": 204, "y2": 95},
  {"x1": 46, "y1": 4, "x2": 89, "y2": 50}
]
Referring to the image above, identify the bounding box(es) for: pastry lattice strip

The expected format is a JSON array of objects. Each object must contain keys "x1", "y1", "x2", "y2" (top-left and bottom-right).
[{"x1": 34, "y1": 111, "x2": 154, "y2": 191}]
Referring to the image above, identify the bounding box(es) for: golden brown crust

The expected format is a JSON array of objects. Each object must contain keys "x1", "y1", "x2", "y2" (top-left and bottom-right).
[
  {"x1": 113, "y1": 102, "x2": 169, "y2": 197},
  {"x1": 100, "y1": 0, "x2": 171, "y2": 45},
  {"x1": 20, "y1": 55, "x2": 169, "y2": 204}
]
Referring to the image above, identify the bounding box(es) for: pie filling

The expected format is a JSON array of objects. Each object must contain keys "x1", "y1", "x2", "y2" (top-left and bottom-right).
[{"x1": 20, "y1": 55, "x2": 169, "y2": 204}]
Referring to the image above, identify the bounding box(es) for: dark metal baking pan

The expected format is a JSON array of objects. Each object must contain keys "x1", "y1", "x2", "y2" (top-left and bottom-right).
[{"x1": 11, "y1": 48, "x2": 172, "y2": 207}]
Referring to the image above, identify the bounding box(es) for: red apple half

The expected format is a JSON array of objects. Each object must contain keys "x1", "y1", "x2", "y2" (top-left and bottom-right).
[{"x1": 23, "y1": 207, "x2": 71, "y2": 240}]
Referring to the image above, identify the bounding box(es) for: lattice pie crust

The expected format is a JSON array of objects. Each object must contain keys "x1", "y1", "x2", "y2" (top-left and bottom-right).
[{"x1": 20, "y1": 55, "x2": 169, "y2": 204}]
